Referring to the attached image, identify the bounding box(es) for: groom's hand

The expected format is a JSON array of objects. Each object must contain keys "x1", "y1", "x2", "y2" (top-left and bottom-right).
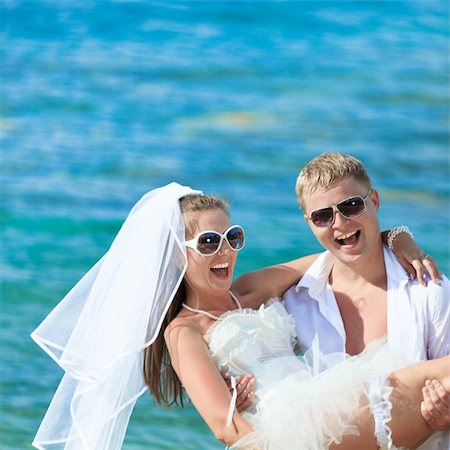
[
  {"x1": 421, "y1": 379, "x2": 450, "y2": 431},
  {"x1": 222, "y1": 372, "x2": 256, "y2": 413}
]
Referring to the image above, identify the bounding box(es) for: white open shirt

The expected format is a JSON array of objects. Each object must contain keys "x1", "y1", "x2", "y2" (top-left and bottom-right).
[{"x1": 284, "y1": 246, "x2": 450, "y2": 450}]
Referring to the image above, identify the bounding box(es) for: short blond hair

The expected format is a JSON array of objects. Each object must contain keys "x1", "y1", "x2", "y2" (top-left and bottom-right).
[{"x1": 296, "y1": 153, "x2": 372, "y2": 211}]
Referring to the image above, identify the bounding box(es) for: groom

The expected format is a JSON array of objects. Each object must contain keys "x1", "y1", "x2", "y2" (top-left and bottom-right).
[
  {"x1": 236, "y1": 153, "x2": 450, "y2": 448},
  {"x1": 285, "y1": 152, "x2": 449, "y2": 449},
  {"x1": 286, "y1": 152, "x2": 449, "y2": 359}
]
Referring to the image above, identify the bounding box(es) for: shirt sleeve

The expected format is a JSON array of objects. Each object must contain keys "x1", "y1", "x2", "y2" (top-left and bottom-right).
[{"x1": 427, "y1": 275, "x2": 450, "y2": 359}]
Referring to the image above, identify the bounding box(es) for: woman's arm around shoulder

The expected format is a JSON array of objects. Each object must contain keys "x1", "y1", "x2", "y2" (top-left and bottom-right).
[
  {"x1": 232, "y1": 253, "x2": 319, "y2": 309},
  {"x1": 164, "y1": 320, "x2": 252, "y2": 447}
]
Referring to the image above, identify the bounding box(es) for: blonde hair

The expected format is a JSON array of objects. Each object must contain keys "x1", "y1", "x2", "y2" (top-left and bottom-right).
[
  {"x1": 181, "y1": 194, "x2": 229, "y2": 238},
  {"x1": 296, "y1": 153, "x2": 372, "y2": 211},
  {"x1": 142, "y1": 193, "x2": 228, "y2": 407}
]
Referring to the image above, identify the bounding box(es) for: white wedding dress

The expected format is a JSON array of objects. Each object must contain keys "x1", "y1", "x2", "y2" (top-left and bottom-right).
[{"x1": 205, "y1": 300, "x2": 406, "y2": 450}]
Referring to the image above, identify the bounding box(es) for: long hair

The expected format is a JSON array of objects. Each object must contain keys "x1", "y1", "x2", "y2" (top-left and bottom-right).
[{"x1": 142, "y1": 193, "x2": 229, "y2": 407}]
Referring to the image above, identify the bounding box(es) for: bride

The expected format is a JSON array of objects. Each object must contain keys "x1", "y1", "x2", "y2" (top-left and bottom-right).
[{"x1": 31, "y1": 183, "x2": 448, "y2": 449}]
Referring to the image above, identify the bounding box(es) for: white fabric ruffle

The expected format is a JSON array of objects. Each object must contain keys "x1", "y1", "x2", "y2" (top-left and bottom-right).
[
  {"x1": 369, "y1": 376, "x2": 407, "y2": 450},
  {"x1": 206, "y1": 300, "x2": 408, "y2": 450}
]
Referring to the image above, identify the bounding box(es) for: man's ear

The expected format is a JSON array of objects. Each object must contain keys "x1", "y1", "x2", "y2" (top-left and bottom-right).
[{"x1": 370, "y1": 189, "x2": 380, "y2": 212}]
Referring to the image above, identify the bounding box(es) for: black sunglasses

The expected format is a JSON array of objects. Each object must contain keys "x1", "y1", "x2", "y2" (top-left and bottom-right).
[{"x1": 309, "y1": 190, "x2": 372, "y2": 228}]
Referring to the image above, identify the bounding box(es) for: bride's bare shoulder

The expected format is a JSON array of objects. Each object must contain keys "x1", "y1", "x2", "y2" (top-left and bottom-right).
[{"x1": 164, "y1": 312, "x2": 209, "y2": 344}]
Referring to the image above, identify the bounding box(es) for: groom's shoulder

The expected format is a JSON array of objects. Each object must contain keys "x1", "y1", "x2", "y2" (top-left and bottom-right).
[
  {"x1": 407, "y1": 273, "x2": 450, "y2": 307},
  {"x1": 384, "y1": 245, "x2": 450, "y2": 303}
]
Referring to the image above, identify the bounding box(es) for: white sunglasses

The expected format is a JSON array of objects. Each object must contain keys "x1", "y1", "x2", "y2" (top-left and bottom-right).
[{"x1": 185, "y1": 225, "x2": 245, "y2": 256}]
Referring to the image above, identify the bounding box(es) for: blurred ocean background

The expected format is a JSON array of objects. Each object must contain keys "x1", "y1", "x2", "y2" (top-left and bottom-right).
[{"x1": 1, "y1": 1, "x2": 449, "y2": 448}]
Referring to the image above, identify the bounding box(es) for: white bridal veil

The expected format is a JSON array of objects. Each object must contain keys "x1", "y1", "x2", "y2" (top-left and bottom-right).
[{"x1": 31, "y1": 182, "x2": 202, "y2": 450}]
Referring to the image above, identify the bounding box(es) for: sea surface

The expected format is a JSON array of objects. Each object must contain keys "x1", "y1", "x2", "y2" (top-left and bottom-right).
[{"x1": 1, "y1": 1, "x2": 449, "y2": 449}]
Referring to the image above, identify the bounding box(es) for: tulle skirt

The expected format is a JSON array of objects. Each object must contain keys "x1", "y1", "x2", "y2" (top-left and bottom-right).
[{"x1": 230, "y1": 339, "x2": 407, "y2": 450}]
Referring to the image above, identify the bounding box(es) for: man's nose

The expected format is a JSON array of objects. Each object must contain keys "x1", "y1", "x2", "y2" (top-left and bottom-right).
[{"x1": 333, "y1": 209, "x2": 348, "y2": 227}]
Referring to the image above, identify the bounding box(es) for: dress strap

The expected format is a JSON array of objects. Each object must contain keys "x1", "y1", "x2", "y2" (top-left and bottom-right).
[
  {"x1": 182, "y1": 291, "x2": 242, "y2": 320},
  {"x1": 229, "y1": 290, "x2": 242, "y2": 310},
  {"x1": 226, "y1": 375, "x2": 237, "y2": 427}
]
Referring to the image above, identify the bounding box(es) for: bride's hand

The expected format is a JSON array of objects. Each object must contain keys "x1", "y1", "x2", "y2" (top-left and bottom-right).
[
  {"x1": 384, "y1": 228, "x2": 442, "y2": 286},
  {"x1": 222, "y1": 372, "x2": 255, "y2": 412}
]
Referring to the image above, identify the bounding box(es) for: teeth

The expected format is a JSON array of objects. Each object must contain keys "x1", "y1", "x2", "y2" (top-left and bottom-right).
[
  {"x1": 212, "y1": 262, "x2": 229, "y2": 269},
  {"x1": 337, "y1": 231, "x2": 358, "y2": 240}
]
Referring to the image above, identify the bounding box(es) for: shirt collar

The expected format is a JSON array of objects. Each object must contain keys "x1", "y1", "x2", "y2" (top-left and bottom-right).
[
  {"x1": 383, "y1": 244, "x2": 410, "y2": 286},
  {"x1": 295, "y1": 245, "x2": 410, "y2": 298},
  {"x1": 295, "y1": 251, "x2": 334, "y2": 298}
]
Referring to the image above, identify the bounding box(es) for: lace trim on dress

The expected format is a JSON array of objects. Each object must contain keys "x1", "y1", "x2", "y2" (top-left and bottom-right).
[{"x1": 205, "y1": 298, "x2": 297, "y2": 351}]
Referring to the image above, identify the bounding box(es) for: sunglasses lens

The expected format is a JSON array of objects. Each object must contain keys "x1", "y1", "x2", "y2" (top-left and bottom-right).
[
  {"x1": 311, "y1": 208, "x2": 334, "y2": 227},
  {"x1": 196, "y1": 232, "x2": 221, "y2": 255},
  {"x1": 226, "y1": 226, "x2": 245, "y2": 250},
  {"x1": 338, "y1": 197, "x2": 365, "y2": 218},
  {"x1": 310, "y1": 193, "x2": 369, "y2": 228}
]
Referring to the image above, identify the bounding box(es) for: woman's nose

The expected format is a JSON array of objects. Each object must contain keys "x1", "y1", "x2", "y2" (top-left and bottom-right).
[{"x1": 218, "y1": 239, "x2": 232, "y2": 254}]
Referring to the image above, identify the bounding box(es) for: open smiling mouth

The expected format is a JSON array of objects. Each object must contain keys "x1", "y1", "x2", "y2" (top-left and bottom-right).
[
  {"x1": 336, "y1": 230, "x2": 361, "y2": 246},
  {"x1": 210, "y1": 262, "x2": 229, "y2": 277}
]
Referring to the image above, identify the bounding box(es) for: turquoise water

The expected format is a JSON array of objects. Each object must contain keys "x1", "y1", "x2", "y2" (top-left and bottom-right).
[{"x1": 1, "y1": 1, "x2": 449, "y2": 449}]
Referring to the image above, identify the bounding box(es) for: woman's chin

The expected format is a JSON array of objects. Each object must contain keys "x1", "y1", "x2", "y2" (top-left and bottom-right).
[{"x1": 209, "y1": 270, "x2": 233, "y2": 289}]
